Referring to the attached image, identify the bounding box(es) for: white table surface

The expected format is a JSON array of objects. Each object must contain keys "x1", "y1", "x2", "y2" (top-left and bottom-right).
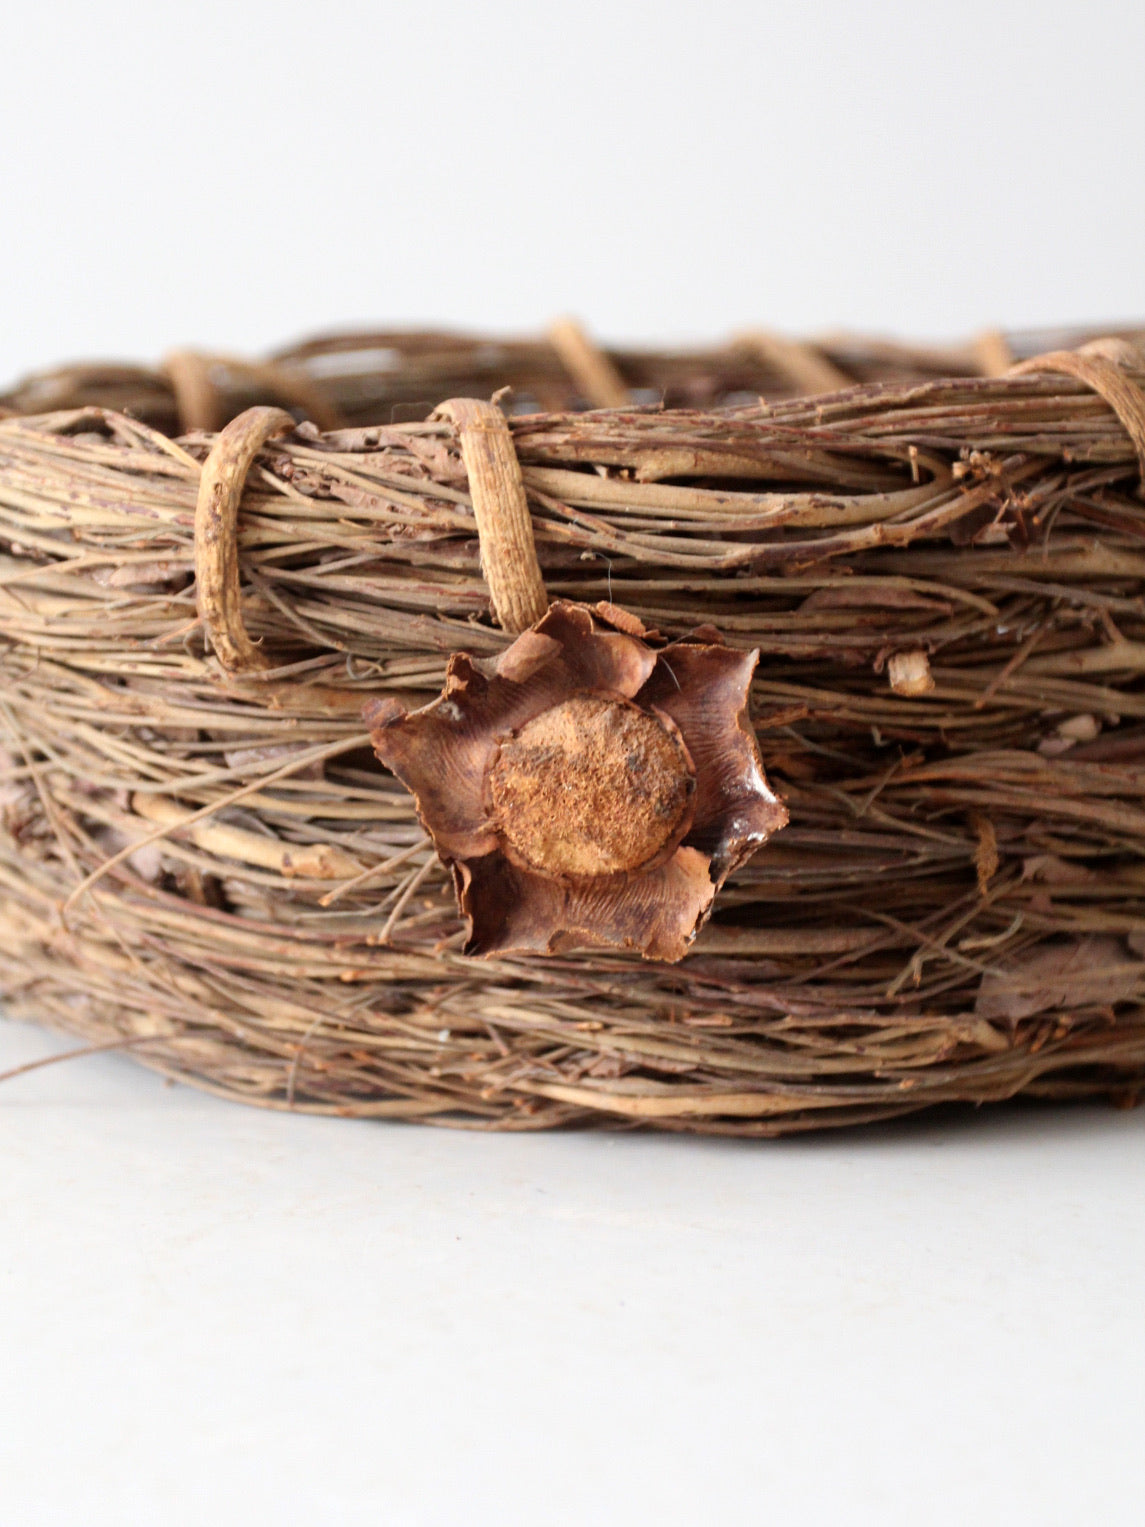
[{"x1": 1, "y1": 1014, "x2": 1141, "y2": 1526}]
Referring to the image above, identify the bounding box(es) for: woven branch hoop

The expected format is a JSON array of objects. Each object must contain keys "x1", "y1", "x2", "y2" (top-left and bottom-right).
[{"x1": 3, "y1": 327, "x2": 1145, "y2": 1134}]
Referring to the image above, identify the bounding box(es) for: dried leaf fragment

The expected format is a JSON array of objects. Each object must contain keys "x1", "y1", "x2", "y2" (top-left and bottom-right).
[
  {"x1": 971, "y1": 813, "x2": 999, "y2": 896},
  {"x1": 975, "y1": 935, "x2": 1142, "y2": 1021}
]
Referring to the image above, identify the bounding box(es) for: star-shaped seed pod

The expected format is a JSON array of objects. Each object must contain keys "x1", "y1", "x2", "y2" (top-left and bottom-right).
[{"x1": 364, "y1": 601, "x2": 787, "y2": 962}]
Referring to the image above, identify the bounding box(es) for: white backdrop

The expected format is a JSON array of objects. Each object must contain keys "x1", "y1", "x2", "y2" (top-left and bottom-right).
[
  {"x1": 1, "y1": 5, "x2": 1143, "y2": 1524},
  {"x1": 0, "y1": 0, "x2": 1141, "y2": 381}
]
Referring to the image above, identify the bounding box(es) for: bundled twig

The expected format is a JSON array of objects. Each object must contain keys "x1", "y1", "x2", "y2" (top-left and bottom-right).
[{"x1": 2, "y1": 342, "x2": 1145, "y2": 1133}]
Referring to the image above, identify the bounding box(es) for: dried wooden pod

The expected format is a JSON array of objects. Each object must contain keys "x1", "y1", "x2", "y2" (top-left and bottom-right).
[{"x1": 366, "y1": 602, "x2": 787, "y2": 961}]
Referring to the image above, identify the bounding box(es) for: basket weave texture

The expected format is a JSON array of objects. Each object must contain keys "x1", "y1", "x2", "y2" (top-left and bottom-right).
[{"x1": 2, "y1": 328, "x2": 1145, "y2": 1134}]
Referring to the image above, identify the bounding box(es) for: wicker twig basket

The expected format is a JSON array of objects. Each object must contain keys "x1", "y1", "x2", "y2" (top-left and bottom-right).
[{"x1": 3, "y1": 324, "x2": 1145, "y2": 1134}]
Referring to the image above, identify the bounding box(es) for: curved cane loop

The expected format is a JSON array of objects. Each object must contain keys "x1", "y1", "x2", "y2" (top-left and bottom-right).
[
  {"x1": 165, "y1": 350, "x2": 339, "y2": 434},
  {"x1": 228, "y1": 356, "x2": 340, "y2": 431},
  {"x1": 547, "y1": 317, "x2": 631, "y2": 409},
  {"x1": 434, "y1": 398, "x2": 549, "y2": 634},
  {"x1": 195, "y1": 405, "x2": 295, "y2": 674},
  {"x1": 971, "y1": 329, "x2": 1014, "y2": 377},
  {"x1": 1077, "y1": 335, "x2": 1145, "y2": 368},
  {"x1": 165, "y1": 350, "x2": 226, "y2": 432},
  {"x1": 734, "y1": 329, "x2": 852, "y2": 397},
  {"x1": 1011, "y1": 347, "x2": 1145, "y2": 495}
]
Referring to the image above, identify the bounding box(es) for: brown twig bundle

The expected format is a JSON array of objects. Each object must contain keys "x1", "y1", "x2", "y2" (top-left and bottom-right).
[{"x1": 3, "y1": 340, "x2": 1145, "y2": 1133}]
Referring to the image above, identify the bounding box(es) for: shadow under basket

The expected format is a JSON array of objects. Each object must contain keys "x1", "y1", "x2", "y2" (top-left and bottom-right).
[{"x1": 3, "y1": 332, "x2": 1145, "y2": 1134}]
